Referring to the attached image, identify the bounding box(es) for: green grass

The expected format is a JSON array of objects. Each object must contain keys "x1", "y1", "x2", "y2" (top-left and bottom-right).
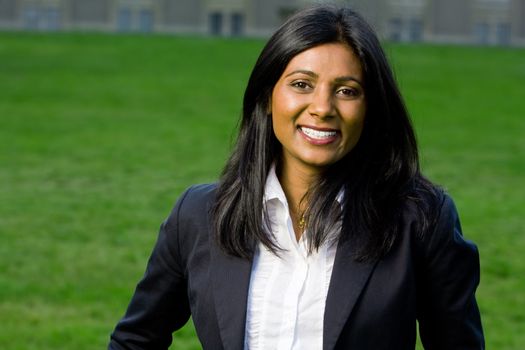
[{"x1": 0, "y1": 32, "x2": 523, "y2": 349}]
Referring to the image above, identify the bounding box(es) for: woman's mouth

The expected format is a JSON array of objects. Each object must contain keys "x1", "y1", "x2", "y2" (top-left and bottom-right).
[{"x1": 299, "y1": 126, "x2": 339, "y2": 145}]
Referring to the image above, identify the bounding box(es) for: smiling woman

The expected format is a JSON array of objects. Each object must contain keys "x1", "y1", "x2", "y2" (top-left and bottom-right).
[
  {"x1": 271, "y1": 43, "x2": 366, "y2": 173},
  {"x1": 271, "y1": 43, "x2": 368, "y2": 238},
  {"x1": 108, "y1": 4, "x2": 485, "y2": 350}
]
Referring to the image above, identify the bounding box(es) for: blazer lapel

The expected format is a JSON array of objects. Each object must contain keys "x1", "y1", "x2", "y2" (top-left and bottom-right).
[
  {"x1": 323, "y1": 235, "x2": 379, "y2": 350},
  {"x1": 210, "y1": 243, "x2": 253, "y2": 350}
]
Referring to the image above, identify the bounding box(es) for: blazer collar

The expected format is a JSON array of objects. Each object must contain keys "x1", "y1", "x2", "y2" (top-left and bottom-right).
[
  {"x1": 210, "y1": 243, "x2": 253, "y2": 350},
  {"x1": 323, "y1": 234, "x2": 379, "y2": 350}
]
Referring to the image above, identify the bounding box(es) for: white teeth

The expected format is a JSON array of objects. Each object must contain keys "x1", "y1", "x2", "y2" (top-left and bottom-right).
[{"x1": 300, "y1": 127, "x2": 336, "y2": 139}]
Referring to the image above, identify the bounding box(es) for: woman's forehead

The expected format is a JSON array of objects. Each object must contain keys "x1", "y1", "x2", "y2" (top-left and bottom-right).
[{"x1": 281, "y1": 43, "x2": 364, "y2": 82}]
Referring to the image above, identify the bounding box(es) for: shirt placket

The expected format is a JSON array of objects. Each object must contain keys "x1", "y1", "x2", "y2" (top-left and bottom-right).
[{"x1": 276, "y1": 213, "x2": 309, "y2": 349}]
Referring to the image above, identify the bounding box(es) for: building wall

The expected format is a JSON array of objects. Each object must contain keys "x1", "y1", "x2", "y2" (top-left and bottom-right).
[
  {"x1": 347, "y1": 0, "x2": 390, "y2": 35},
  {"x1": 470, "y1": 0, "x2": 511, "y2": 44},
  {"x1": 0, "y1": 0, "x2": 524, "y2": 46},
  {"x1": 16, "y1": 0, "x2": 66, "y2": 30},
  {"x1": 0, "y1": 0, "x2": 17, "y2": 21},
  {"x1": 511, "y1": 0, "x2": 525, "y2": 42},
  {"x1": 386, "y1": 0, "x2": 426, "y2": 41},
  {"x1": 426, "y1": 0, "x2": 472, "y2": 42},
  {"x1": 249, "y1": 0, "x2": 298, "y2": 35},
  {"x1": 70, "y1": 0, "x2": 109, "y2": 23},
  {"x1": 161, "y1": 0, "x2": 203, "y2": 30},
  {"x1": 204, "y1": 0, "x2": 246, "y2": 36}
]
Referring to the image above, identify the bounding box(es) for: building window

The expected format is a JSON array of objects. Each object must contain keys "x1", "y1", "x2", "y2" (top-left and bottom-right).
[
  {"x1": 209, "y1": 12, "x2": 223, "y2": 35},
  {"x1": 409, "y1": 19, "x2": 423, "y2": 42},
  {"x1": 117, "y1": 8, "x2": 132, "y2": 32},
  {"x1": 474, "y1": 23, "x2": 490, "y2": 44},
  {"x1": 43, "y1": 7, "x2": 61, "y2": 30},
  {"x1": 22, "y1": 8, "x2": 39, "y2": 30},
  {"x1": 389, "y1": 18, "x2": 402, "y2": 42},
  {"x1": 496, "y1": 23, "x2": 511, "y2": 45},
  {"x1": 231, "y1": 13, "x2": 244, "y2": 36},
  {"x1": 139, "y1": 9, "x2": 154, "y2": 33}
]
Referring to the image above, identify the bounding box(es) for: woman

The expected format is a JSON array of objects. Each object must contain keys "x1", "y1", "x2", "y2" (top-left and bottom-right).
[{"x1": 109, "y1": 5, "x2": 484, "y2": 350}]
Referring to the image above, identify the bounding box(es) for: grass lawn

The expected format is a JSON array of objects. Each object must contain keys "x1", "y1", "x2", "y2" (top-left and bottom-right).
[{"x1": 0, "y1": 32, "x2": 523, "y2": 349}]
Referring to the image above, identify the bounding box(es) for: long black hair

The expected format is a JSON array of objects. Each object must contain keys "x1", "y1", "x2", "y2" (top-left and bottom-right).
[{"x1": 212, "y1": 5, "x2": 439, "y2": 261}]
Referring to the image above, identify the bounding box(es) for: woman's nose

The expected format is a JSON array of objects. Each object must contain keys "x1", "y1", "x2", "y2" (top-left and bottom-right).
[{"x1": 308, "y1": 86, "x2": 334, "y2": 119}]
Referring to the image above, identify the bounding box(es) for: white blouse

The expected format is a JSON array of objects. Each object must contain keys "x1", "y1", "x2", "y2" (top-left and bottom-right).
[{"x1": 244, "y1": 166, "x2": 341, "y2": 350}]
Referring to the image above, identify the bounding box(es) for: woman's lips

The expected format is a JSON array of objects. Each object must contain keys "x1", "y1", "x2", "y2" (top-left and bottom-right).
[{"x1": 298, "y1": 126, "x2": 339, "y2": 145}]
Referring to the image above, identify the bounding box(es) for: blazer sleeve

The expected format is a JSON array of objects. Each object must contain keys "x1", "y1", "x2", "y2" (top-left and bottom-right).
[
  {"x1": 417, "y1": 193, "x2": 485, "y2": 349},
  {"x1": 108, "y1": 188, "x2": 193, "y2": 350}
]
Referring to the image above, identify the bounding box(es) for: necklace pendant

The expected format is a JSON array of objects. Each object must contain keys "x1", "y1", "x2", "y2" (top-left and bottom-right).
[{"x1": 298, "y1": 215, "x2": 306, "y2": 230}]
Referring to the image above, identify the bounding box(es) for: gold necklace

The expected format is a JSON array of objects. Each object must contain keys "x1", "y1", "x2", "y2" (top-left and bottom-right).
[{"x1": 298, "y1": 212, "x2": 307, "y2": 230}]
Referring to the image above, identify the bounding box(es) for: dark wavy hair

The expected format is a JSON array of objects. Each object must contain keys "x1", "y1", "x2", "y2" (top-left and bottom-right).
[{"x1": 212, "y1": 5, "x2": 438, "y2": 261}]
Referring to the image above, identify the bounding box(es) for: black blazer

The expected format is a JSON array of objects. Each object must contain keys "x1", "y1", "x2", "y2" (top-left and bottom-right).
[{"x1": 109, "y1": 184, "x2": 484, "y2": 349}]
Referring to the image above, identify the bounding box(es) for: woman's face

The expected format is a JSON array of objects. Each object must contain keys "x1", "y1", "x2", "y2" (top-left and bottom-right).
[{"x1": 271, "y1": 42, "x2": 366, "y2": 174}]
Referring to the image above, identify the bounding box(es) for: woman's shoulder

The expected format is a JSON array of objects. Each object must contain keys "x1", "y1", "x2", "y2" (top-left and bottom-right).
[
  {"x1": 158, "y1": 184, "x2": 218, "y2": 258},
  {"x1": 401, "y1": 179, "x2": 463, "y2": 242},
  {"x1": 163, "y1": 183, "x2": 217, "y2": 227},
  {"x1": 180, "y1": 183, "x2": 218, "y2": 205},
  {"x1": 175, "y1": 183, "x2": 217, "y2": 209},
  {"x1": 401, "y1": 178, "x2": 444, "y2": 222},
  {"x1": 403, "y1": 181, "x2": 477, "y2": 260}
]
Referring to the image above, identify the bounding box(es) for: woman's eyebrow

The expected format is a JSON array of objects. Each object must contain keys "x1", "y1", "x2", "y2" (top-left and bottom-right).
[
  {"x1": 285, "y1": 69, "x2": 318, "y2": 78},
  {"x1": 334, "y1": 76, "x2": 364, "y2": 87},
  {"x1": 285, "y1": 69, "x2": 363, "y2": 87}
]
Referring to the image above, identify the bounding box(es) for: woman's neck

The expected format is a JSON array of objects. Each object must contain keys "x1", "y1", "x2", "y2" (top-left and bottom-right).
[{"x1": 276, "y1": 161, "x2": 321, "y2": 240}]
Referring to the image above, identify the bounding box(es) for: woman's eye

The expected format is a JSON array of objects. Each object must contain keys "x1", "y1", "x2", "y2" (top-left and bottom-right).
[
  {"x1": 291, "y1": 81, "x2": 310, "y2": 90},
  {"x1": 337, "y1": 88, "x2": 360, "y2": 98}
]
